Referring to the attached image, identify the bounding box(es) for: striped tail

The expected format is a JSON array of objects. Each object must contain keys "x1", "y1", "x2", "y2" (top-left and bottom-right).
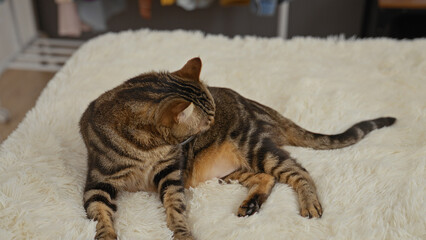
[{"x1": 284, "y1": 117, "x2": 396, "y2": 150}]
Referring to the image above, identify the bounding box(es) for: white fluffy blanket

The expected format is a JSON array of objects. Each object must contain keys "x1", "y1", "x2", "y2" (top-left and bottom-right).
[{"x1": 0, "y1": 30, "x2": 425, "y2": 240}]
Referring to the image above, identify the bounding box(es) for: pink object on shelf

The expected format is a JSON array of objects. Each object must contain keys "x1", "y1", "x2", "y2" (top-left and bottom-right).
[{"x1": 57, "y1": 1, "x2": 82, "y2": 37}]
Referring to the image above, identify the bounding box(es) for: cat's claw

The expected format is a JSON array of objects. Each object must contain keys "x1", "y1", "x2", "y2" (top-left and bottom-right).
[
  {"x1": 237, "y1": 198, "x2": 260, "y2": 217},
  {"x1": 300, "y1": 198, "x2": 323, "y2": 218}
]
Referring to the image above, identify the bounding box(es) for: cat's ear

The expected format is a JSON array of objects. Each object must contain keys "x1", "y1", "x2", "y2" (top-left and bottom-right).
[
  {"x1": 159, "y1": 100, "x2": 194, "y2": 126},
  {"x1": 175, "y1": 102, "x2": 194, "y2": 123},
  {"x1": 172, "y1": 57, "x2": 202, "y2": 81}
]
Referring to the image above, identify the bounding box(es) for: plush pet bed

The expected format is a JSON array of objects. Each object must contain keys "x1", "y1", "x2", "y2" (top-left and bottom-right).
[{"x1": 0, "y1": 30, "x2": 425, "y2": 240}]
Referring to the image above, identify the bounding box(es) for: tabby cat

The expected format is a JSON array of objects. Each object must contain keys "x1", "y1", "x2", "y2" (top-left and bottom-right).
[{"x1": 80, "y1": 57, "x2": 396, "y2": 240}]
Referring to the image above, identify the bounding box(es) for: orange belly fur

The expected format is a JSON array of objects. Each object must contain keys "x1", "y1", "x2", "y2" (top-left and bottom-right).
[{"x1": 185, "y1": 141, "x2": 246, "y2": 188}]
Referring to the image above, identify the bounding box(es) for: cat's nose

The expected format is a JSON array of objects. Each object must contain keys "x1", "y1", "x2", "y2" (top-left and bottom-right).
[
  {"x1": 208, "y1": 116, "x2": 214, "y2": 126},
  {"x1": 209, "y1": 117, "x2": 214, "y2": 126}
]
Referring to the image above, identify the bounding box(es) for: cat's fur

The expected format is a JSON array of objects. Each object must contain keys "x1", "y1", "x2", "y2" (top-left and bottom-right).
[{"x1": 80, "y1": 57, "x2": 396, "y2": 240}]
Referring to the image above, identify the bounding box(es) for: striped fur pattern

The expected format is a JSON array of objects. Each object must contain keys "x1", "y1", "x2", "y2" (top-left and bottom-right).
[{"x1": 80, "y1": 58, "x2": 396, "y2": 240}]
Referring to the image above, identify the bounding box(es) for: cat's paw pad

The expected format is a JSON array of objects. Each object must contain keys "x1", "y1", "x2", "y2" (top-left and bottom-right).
[
  {"x1": 237, "y1": 198, "x2": 260, "y2": 217},
  {"x1": 300, "y1": 198, "x2": 323, "y2": 218}
]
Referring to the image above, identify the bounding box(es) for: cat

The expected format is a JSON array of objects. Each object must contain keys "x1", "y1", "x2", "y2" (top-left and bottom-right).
[{"x1": 79, "y1": 57, "x2": 396, "y2": 240}]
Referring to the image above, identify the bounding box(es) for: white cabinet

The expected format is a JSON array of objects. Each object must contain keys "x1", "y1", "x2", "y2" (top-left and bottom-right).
[{"x1": 0, "y1": 0, "x2": 36, "y2": 74}]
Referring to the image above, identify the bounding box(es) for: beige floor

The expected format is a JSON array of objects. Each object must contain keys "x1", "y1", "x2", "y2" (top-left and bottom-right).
[{"x1": 0, "y1": 69, "x2": 55, "y2": 144}]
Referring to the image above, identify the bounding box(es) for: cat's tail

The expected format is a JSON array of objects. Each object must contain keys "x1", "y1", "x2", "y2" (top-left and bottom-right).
[{"x1": 282, "y1": 117, "x2": 396, "y2": 150}]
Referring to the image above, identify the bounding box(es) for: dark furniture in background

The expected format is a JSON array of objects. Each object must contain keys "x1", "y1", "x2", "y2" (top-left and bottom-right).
[
  {"x1": 34, "y1": 0, "x2": 278, "y2": 39},
  {"x1": 362, "y1": 0, "x2": 426, "y2": 39},
  {"x1": 34, "y1": 0, "x2": 426, "y2": 39},
  {"x1": 34, "y1": 0, "x2": 367, "y2": 39},
  {"x1": 287, "y1": 0, "x2": 365, "y2": 38}
]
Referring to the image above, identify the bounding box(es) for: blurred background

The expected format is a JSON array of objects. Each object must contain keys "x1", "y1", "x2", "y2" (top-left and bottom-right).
[{"x1": 0, "y1": 0, "x2": 425, "y2": 143}]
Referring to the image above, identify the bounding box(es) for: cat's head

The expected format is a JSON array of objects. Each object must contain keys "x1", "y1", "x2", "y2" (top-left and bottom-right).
[{"x1": 155, "y1": 57, "x2": 215, "y2": 144}]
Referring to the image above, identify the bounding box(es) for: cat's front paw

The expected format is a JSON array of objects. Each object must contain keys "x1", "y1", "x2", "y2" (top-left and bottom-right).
[
  {"x1": 174, "y1": 236, "x2": 195, "y2": 240},
  {"x1": 173, "y1": 232, "x2": 195, "y2": 240},
  {"x1": 300, "y1": 197, "x2": 322, "y2": 218},
  {"x1": 95, "y1": 232, "x2": 117, "y2": 240},
  {"x1": 96, "y1": 237, "x2": 116, "y2": 240}
]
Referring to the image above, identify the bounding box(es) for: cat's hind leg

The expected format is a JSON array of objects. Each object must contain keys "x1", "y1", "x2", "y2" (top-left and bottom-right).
[
  {"x1": 255, "y1": 139, "x2": 323, "y2": 218},
  {"x1": 222, "y1": 169, "x2": 276, "y2": 217}
]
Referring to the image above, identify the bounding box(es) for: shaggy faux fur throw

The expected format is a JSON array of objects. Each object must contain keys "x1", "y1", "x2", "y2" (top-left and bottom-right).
[{"x1": 0, "y1": 30, "x2": 425, "y2": 240}]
